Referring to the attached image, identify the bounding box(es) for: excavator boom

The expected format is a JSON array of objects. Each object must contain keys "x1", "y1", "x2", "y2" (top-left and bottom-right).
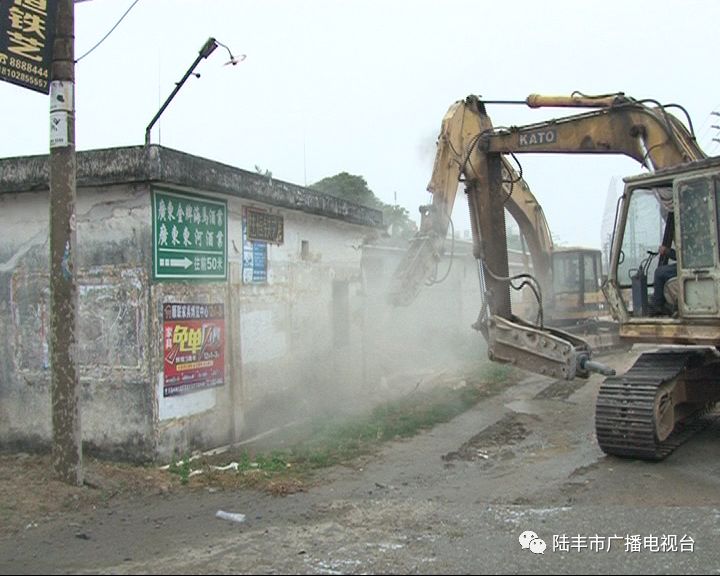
[
  {"x1": 391, "y1": 92, "x2": 705, "y2": 381},
  {"x1": 483, "y1": 96, "x2": 702, "y2": 169}
]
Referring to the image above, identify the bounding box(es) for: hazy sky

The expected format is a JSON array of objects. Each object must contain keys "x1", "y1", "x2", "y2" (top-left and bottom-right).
[{"x1": 2, "y1": 0, "x2": 719, "y2": 249}]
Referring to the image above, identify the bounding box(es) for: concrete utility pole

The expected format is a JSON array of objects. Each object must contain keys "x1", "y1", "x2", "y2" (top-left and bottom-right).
[{"x1": 49, "y1": 0, "x2": 82, "y2": 485}]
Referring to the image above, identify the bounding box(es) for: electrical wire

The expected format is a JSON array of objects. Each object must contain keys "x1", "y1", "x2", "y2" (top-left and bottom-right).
[
  {"x1": 696, "y1": 104, "x2": 720, "y2": 152},
  {"x1": 76, "y1": 0, "x2": 142, "y2": 63}
]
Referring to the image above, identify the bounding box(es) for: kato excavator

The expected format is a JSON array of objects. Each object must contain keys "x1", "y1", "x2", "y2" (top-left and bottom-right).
[
  {"x1": 439, "y1": 155, "x2": 619, "y2": 351},
  {"x1": 466, "y1": 160, "x2": 617, "y2": 350},
  {"x1": 390, "y1": 92, "x2": 720, "y2": 460}
]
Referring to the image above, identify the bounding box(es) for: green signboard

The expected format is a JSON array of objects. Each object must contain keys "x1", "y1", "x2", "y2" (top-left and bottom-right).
[{"x1": 152, "y1": 188, "x2": 227, "y2": 281}]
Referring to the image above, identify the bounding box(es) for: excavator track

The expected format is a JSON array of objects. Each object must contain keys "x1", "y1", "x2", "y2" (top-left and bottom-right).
[{"x1": 595, "y1": 350, "x2": 717, "y2": 460}]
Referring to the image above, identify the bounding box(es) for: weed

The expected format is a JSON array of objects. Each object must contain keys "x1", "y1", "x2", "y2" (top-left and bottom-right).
[
  {"x1": 183, "y1": 363, "x2": 519, "y2": 493},
  {"x1": 168, "y1": 455, "x2": 192, "y2": 485}
]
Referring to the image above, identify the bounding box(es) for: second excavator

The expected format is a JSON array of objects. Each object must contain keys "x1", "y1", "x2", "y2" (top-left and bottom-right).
[{"x1": 390, "y1": 92, "x2": 720, "y2": 460}]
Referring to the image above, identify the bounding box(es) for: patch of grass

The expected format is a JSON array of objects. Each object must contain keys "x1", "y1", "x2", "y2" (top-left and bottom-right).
[
  {"x1": 184, "y1": 363, "x2": 517, "y2": 493},
  {"x1": 168, "y1": 455, "x2": 192, "y2": 485},
  {"x1": 239, "y1": 451, "x2": 289, "y2": 473}
]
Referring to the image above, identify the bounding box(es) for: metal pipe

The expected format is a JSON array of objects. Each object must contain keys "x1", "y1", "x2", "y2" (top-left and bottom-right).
[
  {"x1": 526, "y1": 94, "x2": 623, "y2": 109},
  {"x1": 480, "y1": 94, "x2": 624, "y2": 109},
  {"x1": 580, "y1": 356, "x2": 616, "y2": 376}
]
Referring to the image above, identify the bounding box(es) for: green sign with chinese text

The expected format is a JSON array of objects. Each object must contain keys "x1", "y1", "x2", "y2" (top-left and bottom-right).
[{"x1": 152, "y1": 189, "x2": 227, "y2": 281}]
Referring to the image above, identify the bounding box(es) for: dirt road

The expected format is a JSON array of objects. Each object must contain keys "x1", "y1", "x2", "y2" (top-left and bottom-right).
[{"x1": 2, "y1": 346, "x2": 719, "y2": 574}]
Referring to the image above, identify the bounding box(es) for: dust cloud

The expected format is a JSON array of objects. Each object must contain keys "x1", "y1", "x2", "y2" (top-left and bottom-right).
[{"x1": 241, "y1": 242, "x2": 487, "y2": 442}]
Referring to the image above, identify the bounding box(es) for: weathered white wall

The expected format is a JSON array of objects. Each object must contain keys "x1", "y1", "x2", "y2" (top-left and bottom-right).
[
  {"x1": 223, "y1": 204, "x2": 371, "y2": 441},
  {"x1": 0, "y1": 185, "x2": 155, "y2": 460},
  {"x1": 0, "y1": 183, "x2": 377, "y2": 462},
  {"x1": 1, "y1": 149, "x2": 484, "y2": 463},
  {"x1": 0, "y1": 145, "x2": 387, "y2": 462}
]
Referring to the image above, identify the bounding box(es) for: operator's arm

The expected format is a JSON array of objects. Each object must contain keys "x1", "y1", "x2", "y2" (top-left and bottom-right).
[{"x1": 659, "y1": 245, "x2": 676, "y2": 261}]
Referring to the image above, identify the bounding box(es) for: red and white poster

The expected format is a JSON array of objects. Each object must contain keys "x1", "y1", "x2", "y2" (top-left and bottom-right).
[{"x1": 163, "y1": 303, "x2": 225, "y2": 397}]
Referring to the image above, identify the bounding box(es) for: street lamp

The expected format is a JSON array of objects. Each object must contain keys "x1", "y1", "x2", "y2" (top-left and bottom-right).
[{"x1": 144, "y1": 37, "x2": 239, "y2": 146}]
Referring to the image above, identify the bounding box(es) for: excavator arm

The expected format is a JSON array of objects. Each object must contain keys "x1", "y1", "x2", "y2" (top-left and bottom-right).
[
  {"x1": 389, "y1": 98, "x2": 554, "y2": 309},
  {"x1": 390, "y1": 92, "x2": 705, "y2": 380}
]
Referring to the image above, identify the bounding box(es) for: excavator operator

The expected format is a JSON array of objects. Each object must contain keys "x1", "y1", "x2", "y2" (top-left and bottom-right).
[{"x1": 650, "y1": 243, "x2": 677, "y2": 316}]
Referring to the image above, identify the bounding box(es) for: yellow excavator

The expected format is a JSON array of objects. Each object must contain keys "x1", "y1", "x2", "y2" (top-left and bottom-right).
[
  {"x1": 423, "y1": 154, "x2": 618, "y2": 351},
  {"x1": 390, "y1": 92, "x2": 720, "y2": 460},
  {"x1": 471, "y1": 160, "x2": 617, "y2": 350}
]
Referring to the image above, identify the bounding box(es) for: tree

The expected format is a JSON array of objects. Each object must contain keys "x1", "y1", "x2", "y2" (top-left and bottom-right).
[
  {"x1": 310, "y1": 172, "x2": 381, "y2": 208},
  {"x1": 382, "y1": 204, "x2": 417, "y2": 240},
  {"x1": 310, "y1": 172, "x2": 417, "y2": 239}
]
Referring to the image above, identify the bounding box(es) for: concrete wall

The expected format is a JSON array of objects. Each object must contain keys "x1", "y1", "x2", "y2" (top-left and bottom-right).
[
  {"x1": 0, "y1": 175, "x2": 377, "y2": 462},
  {"x1": 234, "y1": 210, "x2": 369, "y2": 433},
  {"x1": 0, "y1": 146, "x2": 491, "y2": 464},
  {"x1": 152, "y1": 203, "x2": 373, "y2": 461},
  {"x1": 0, "y1": 184, "x2": 155, "y2": 460}
]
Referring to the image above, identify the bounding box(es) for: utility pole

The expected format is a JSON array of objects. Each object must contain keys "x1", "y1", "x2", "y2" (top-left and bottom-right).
[{"x1": 49, "y1": 0, "x2": 82, "y2": 485}]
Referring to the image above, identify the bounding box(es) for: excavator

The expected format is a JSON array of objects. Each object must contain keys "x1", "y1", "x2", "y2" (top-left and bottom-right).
[
  {"x1": 466, "y1": 160, "x2": 618, "y2": 351},
  {"x1": 390, "y1": 92, "x2": 720, "y2": 460}
]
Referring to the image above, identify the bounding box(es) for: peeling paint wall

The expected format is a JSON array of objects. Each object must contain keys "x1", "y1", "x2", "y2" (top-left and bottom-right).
[
  {"x1": 149, "y1": 195, "x2": 374, "y2": 461},
  {"x1": 0, "y1": 185, "x2": 154, "y2": 460},
  {"x1": 0, "y1": 151, "x2": 380, "y2": 462},
  {"x1": 0, "y1": 146, "x2": 493, "y2": 467},
  {"x1": 151, "y1": 281, "x2": 232, "y2": 461}
]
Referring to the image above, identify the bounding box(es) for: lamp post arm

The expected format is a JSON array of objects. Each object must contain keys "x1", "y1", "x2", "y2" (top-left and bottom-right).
[{"x1": 144, "y1": 37, "x2": 218, "y2": 146}]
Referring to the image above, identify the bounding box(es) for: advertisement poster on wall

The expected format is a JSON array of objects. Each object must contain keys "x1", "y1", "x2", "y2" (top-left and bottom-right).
[
  {"x1": 241, "y1": 207, "x2": 268, "y2": 284},
  {"x1": 163, "y1": 303, "x2": 225, "y2": 397}
]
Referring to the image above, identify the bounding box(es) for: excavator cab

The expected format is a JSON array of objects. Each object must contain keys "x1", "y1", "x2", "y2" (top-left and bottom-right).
[
  {"x1": 604, "y1": 156, "x2": 720, "y2": 331},
  {"x1": 595, "y1": 157, "x2": 720, "y2": 459},
  {"x1": 512, "y1": 246, "x2": 606, "y2": 327},
  {"x1": 550, "y1": 247, "x2": 604, "y2": 324},
  {"x1": 609, "y1": 183, "x2": 669, "y2": 318}
]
